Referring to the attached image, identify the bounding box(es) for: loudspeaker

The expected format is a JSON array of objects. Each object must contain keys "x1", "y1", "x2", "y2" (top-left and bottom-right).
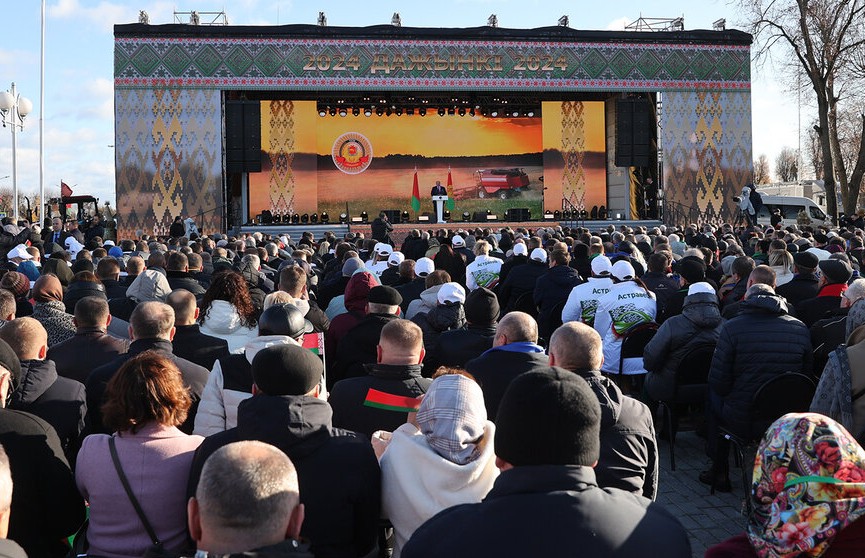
[
  {"x1": 615, "y1": 98, "x2": 652, "y2": 168},
  {"x1": 226, "y1": 100, "x2": 262, "y2": 173},
  {"x1": 472, "y1": 211, "x2": 488, "y2": 222},
  {"x1": 382, "y1": 209, "x2": 402, "y2": 224},
  {"x1": 506, "y1": 208, "x2": 531, "y2": 222}
]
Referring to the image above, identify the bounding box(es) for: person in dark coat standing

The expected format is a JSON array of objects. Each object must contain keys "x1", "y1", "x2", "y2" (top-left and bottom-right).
[
  {"x1": 371, "y1": 211, "x2": 394, "y2": 244},
  {"x1": 169, "y1": 216, "x2": 186, "y2": 238},
  {"x1": 775, "y1": 251, "x2": 821, "y2": 307},
  {"x1": 187, "y1": 441, "x2": 314, "y2": 558},
  {"x1": 0, "y1": 338, "x2": 85, "y2": 558},
  {"x1": 0, "y1": 318, "x2": 87, "y2": 465},
  {"x1": 796, "y1": 258, "x2": 853, "y2": 328},
  {"x1": 86, "y1": 301, "x2": 208, "y2": 435},
  {"x1": 464, "y1": 312, "x2": 549, "y2": 420},
  {"x1": 331, "y1": 286, "x2": 402, "y2": 386},
  {"x1": 329, "y1": 319, "x2": 432, "y2": 438},
  {"x1": 548, "y1": 322, "x2": 659, "y2": 500},
  {"x1": 41, "y1": 216, "x2": 69, "y2": 247},
  {"x1": 426, "y1": 286, "x2": 499, "y2": 372},
  {"x1": 704, "y1": 284, "x2": 812, "y2": 490},
  {"x1": 47, "y1": 296, "x2": 129, "y2": 384},
  {"x1": 533, "y1": 243, "x2": 581, "y2": 340},
  {"x1": 401, "y1": 367, "x2": 691, "y2": 558},
  {"x1": 187, "y1": 344, "x2": 380, "y2": 558},
  {"x1": 498, "y1": 248, "x2": 549, "y2": 314},
  {"x1": 165, "y1": 289, "x2": 229, "y2": 370}
]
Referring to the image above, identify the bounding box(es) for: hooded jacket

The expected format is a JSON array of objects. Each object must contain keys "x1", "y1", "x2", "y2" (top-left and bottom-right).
[
  {"x1": 325, "y1": 272, "x2": 377, "y2": 362},
  {"x1": 199, "y1": 300, "x2": 258, "y2": 353},
  {"x1": 406, "y1": 284, "x2": 443, "y2": 320},
  {"x1": 411, "y1": 302, "x2": 466, "y2": 356},
  {"x1": 709, "y1": 293, "x2": 812, "y2": 437},
  {"x1": 644, "y1": 292, "x2": 723, "y2": 401},
  {"x1": 10, "y1": 359, "x2": 86, "y2": 463},
  {"x1": 187, "y1": 396, "x2": 380, "y2": 558},
  {"x1": 572, "y1": 369, "x2": 658, "y2": 499},
  {"x1": 533, "y1": 265, "x2": 582, "y2": 340},
  {"x1": 63, "y1": 280, "x2": 107, "y2": 313},
  {"x1": 194, "y1": 334, "x2": 300, "y2": 437},
  {"x1": 427, "y1": 323, "x2": 496, "y2": 372}
]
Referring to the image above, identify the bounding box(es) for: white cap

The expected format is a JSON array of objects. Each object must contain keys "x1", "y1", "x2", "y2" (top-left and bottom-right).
[
  {"x1": 374, "y1": 242, "x2": 393, "y2": 256},
  {"x1": 451, "y1": 235, "x2": 465, "y2": 247},
  {"x1": 513, "y1": 243, "x2": 528, "y2": 256},
  {"x1": 530, "y1": 248, "x2": 548, "y2": 263},
  {"x1": 415, "y1": 257, "x2": 435, "y2": 277},
  {"x1": 103, "y1": 240, "x2": 115, "y2": 247},
  {"x1": 611, "y1": 260, "x2": 636, "y2": 281},
  {"x1": 591, "y1": 255, "x2": 613, "y2": 276},
  {"x1": 6, "y1": 244, "x2": 32, "y2": 261},
  {"x1": 687, "y1": 282, "x2": 716, "y2": 297},
  {"x1": 388, "y1": 251, "x2": 405, "y2": 266},
  {"x1": 807, "y1": 247, "x2": 832, "y2": 261},
  {"x1": 437, "y1": 282, "x2": 466, "y2": 305}
]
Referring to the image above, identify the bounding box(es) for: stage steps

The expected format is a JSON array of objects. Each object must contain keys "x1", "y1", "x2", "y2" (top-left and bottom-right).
[{"x1": 238, "y1": 223, "x2": 349, "y2": 241}]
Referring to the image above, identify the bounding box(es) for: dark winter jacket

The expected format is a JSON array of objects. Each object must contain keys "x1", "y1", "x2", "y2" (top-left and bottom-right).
[
  {"x1": 304, "y1": 300, "x2": 331, "y2": 333},
  {"x1": 86, "y1": 338, "x2": 208, "y2": 435},
  {"x1": 395, "y1": 277, "x2": 426, "y2": 313},
  {"x1": 47, "y1": 327, "x2": 130, "y2": 384},
  {"x1": 498, "y1": 259, "x2": 548, "y2": 313},
  {"x1": 171, "y1": 323, "x2": 230, "y2": 370},
  {"x1": 166, "y1": 270, "x2": 206, "y2": 297},
  {"x1": 316, "y1": 275, "x2": 350, "y2": 312},
  {"x1": 533, "y1": 265, "x2": 581, "y2": 339},
  {"x1": 99, "y1": 278, "x2": 128, "y2": 300},
  {"x1": 642, "y1": 271, "x2": 680, "y2": 314},
  {"x1": 0, "y1": 408, "x2": 85, "y2": 558},
  {"x1": 708, "y1": 293, "x2": 813, "y2": 437},
  {"x1": 426, "y1": 323, "x2": 496, "y2": 372},
  {"x1": 497, "y1": 255, "x2": 528, "y2": 286},
  {"x1": 63, "y1": 280, "x2": 106, "y2": 314},
  {"x1": 329, "y1": 363, "x2": 432, "y2": 438},
  {"x1": 810, "y1": 307, "x2": 849, "y2": 375},
  {"x1": 644, "y1": 292, "x2": 723, "y2": 401},
  {"x1": 10, "y1": 359, "x2": 86, "y2": 463},
  {"x1": 411, "y1": 302, "x2": 466, "y2": 357},
  {"x1": 187, "y1": 395, "x2": 380, "y2": 558},
  {"x1": 465, "y1": 346, "x2": 549, "y2": 420},
  {"x1": 331, "y1": 313, "x2": 399, "y2": 388},
  {"x1": 796, "y1": 283, "x2": 845, "y2": 328},
  {"x1": 775, "y1": 273, "x2": 820, "y2": 307},
  {"x1": 401, "y1": 465, "x2": 691, "y2": 558}
]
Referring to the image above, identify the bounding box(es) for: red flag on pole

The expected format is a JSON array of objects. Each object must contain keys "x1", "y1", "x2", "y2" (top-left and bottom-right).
[
  {"x1": 411, "y1": 168, "x2": 420, "y2": 212},
  {"x1": 446, "y1": 166, "x2": 455, "y2": 210},
  {"x1": 61, "y1": 181, "x2": 73, "y2": 197}
]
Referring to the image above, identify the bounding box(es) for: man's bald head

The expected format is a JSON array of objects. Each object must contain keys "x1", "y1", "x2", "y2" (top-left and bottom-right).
[
  {"x1": 377, "y1": 319, "x2": 425, "y2": 365},
  {"x1": 548, "y1": 322, "x2": 603, "y2": 371},
  {"x1": 0, "y1": 317, "x2": 48, "y2": 361},
  {"x1": 495, "y1": 312, "x2": 538, "y2": 347},
  {"x1": 166, "y1": 289, "x2": 198, "y2": 326}
]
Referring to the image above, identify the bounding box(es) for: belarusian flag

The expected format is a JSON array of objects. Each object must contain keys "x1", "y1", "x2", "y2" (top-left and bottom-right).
[
  {"x1": 446, "y1": 166, "x2": 455, "y2": 210},
  {"x1": 411, "y1": 168, "x2": 420, "y2": 212},
  {"x1": 364, "y1": 388, "x2": 422, "y2": 412},
  {"x1": 301, "y1": 332, "x2": 323, "y2": 356}
]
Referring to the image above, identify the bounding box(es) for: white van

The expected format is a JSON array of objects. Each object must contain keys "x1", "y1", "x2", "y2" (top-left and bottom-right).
[{"x1": 755, "y1": 195, "x2": 832, "y2": 228}]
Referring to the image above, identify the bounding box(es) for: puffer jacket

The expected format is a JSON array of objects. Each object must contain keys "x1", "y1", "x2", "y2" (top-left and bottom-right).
[
  {"x1": 406, "y1": 284, "x2": 444, "y2": 320},
  {"x1": 533, "y1": 265, "x2": 582, "y2": 340},
  {"x1": 426, "y1": 324, "x2": 496, "y2": 372},
  {"x1": 411, "y1": 302, "x2": 466, "y2": 357},
  {"x1": 644, "y1": 292, "x2": 722, "y2": 401},
  {"x1": 708, "y1": 293, "x2": 812, "y2": 437},
  {"x1": 498, "y1": 259, "x2": 548, "y2": 313},
  {"x1": 193, "y1": 334, "x2": 300, "y2": 437},
  {"x1": 199, "y1": 299, "x2": 258, "y2": 353}
]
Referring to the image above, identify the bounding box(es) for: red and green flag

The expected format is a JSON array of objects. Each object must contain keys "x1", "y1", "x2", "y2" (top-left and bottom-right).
[
  {"x1": 411, "y1": 168, "x2": 420, "y2": 212},
  {"x1": 446, "y1": 166, "x2": 455, "y2": 210},
  {"x1": 301, "y1": 332, "x2": 323, "y2": 356},
  {"x1": 364, "y1": 388, "x2": 422, "y2": 412}
]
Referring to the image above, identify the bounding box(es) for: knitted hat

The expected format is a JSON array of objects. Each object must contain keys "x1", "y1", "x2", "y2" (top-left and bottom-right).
[
  {"x1": 591, "y1": 255, "x2": 613, "y2": 276},
  {"x1": 251, "y1": 344, "x2": 322, "y2": 396},
  {"x1": 0, "y1": 338, "x2": 21, "y2": 386},
  {"x1": 495, "y1": 367, "x2": 601, "y2": 467},
  {"x1": 437, "y1": 282, "x2": 466, "y2": 305},
  {"x1": 0, "y1": 271, "x2": 30, "y2": 297},
  {"x1": 417, "y1": 374, "x2": 487, "y2": 465},
  {"x1": 464, "y1": 287, "x2": 499, "y2": 326},
  {"x1": 414, "y1": 257, "x2": 435, "y2": 277}
]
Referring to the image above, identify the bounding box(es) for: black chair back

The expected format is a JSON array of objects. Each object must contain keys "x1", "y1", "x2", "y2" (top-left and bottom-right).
[
  {"x1": 511, "y1": 291, "x2": 539, "y2": 318},
  {"x1": 750, "y1": 372, "x2": 817, "y2": 438},
  {"x1": 620, "y1": 322, "x2": 658, "y2": 360}
]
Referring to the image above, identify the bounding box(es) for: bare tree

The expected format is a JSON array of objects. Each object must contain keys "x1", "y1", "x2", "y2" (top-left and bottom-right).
[
  {"x1": 754, "y1": 154, "x2": 772, "y2": 184},
  {"x1": 775, "y1": 147, "x2": 799, "y2": 181},
  {"x1": 738, "y1": 0, "x2": 865, "y2": 219}
]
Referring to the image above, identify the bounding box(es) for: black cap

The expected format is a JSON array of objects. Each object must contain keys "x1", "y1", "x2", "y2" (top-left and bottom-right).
[
  {"x1": 677, "y1": 256, "x2": 707, "y2": 285},
  {"x1": 819, "y1": 259, "x2": 853, "y2": 284},
  {"x1": 252, "y1": 344, "x2": 322, "y2": 396},
  {"x1": 258, "y1": 304, "x2": 313, "y2": 339},
  {"x1": 368, "y1": 285, "x2": 402, "y2": 306},
  {"x1": 464, "y1": 287, "x2": 500, "y2": 326},
  {"x1": 495, "y1": 367, "x2": 601, "y2": 467},
  {"x1": 793, "y1": 251, "x2": 819, "y2": 270}
]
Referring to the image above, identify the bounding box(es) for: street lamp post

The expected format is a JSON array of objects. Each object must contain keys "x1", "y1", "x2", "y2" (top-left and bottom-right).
[{"x1": 0, "y1": 83, "x2": 33, "y2": 221}]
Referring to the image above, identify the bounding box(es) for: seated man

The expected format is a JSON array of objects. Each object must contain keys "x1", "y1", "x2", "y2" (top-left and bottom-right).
[
  {"x1": 188, "y1": 344, "x2": 380, "y2": 558},
  {"x1": 401, "y1": 367, "x2": 691, "y2": 558},
  {"x1": 188, "y1": 441, "x2": 310, "y2": 557},
  {"x1": 330, "y1": 319, "x2": 432, "y2": 438},
  {"x1": 465, "y1": 311, "x2": 548, "y2": 420},
  {"x1": 165, "y1": 289, "x2": 229, "y2": 370},
  {"x1": 548, "y1": 322, "x2": 658, "y2": 499}
]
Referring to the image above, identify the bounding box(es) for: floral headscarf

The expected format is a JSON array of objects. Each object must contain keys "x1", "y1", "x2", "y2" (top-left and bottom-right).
[{"x1": 748, "y1": 413, "x2": 865, "y2": 557}]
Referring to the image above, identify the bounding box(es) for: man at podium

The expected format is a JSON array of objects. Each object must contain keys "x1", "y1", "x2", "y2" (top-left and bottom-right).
[{"x1": 431, "y1": 180, "x2": 448, "y2": 223}]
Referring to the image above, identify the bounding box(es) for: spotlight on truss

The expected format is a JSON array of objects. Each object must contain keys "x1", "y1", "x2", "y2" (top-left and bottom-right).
[
  {"x1": 317, "y1": 11, "x2": 327, "y2": 26},
  {"x1": 558, "y1": 15, "x2": 569, "y2": 27},
  {"x1": 487, "y1": 14, "x2": 498, "y2": 27},
  {"x1": 391, "y1": 12, "x2": 401, "y2": 26}
]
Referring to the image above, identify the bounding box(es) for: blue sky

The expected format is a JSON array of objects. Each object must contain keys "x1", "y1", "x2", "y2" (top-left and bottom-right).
[{"x1": 0, "y1": 0, "x2": 801, "y2": 208}]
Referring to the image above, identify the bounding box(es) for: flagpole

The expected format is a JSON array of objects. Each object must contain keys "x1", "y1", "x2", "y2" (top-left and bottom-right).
[{"x1": 39, "y1": 0, "x2": 45, "y2": 223}]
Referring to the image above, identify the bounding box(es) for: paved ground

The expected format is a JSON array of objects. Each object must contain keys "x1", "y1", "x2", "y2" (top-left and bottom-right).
[{"x1": 655, "y1": 430, "x2": 753, "y2": 557}]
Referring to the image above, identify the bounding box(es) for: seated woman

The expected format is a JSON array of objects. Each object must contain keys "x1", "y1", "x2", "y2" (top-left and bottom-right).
[
  {"x1": 706, "y1": 413, "x2": 865, "y2": 557},
  {"x1": 76, "y1": 351, "x2": 204, "y2": 558},
  {"x1": 375, "y1": 369, "x2": 498, "y2": 558}
]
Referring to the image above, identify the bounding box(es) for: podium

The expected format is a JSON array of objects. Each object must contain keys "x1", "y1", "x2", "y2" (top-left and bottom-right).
[{"x1": 432, "y1": 195, "x2": 448, "y2": 224}]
